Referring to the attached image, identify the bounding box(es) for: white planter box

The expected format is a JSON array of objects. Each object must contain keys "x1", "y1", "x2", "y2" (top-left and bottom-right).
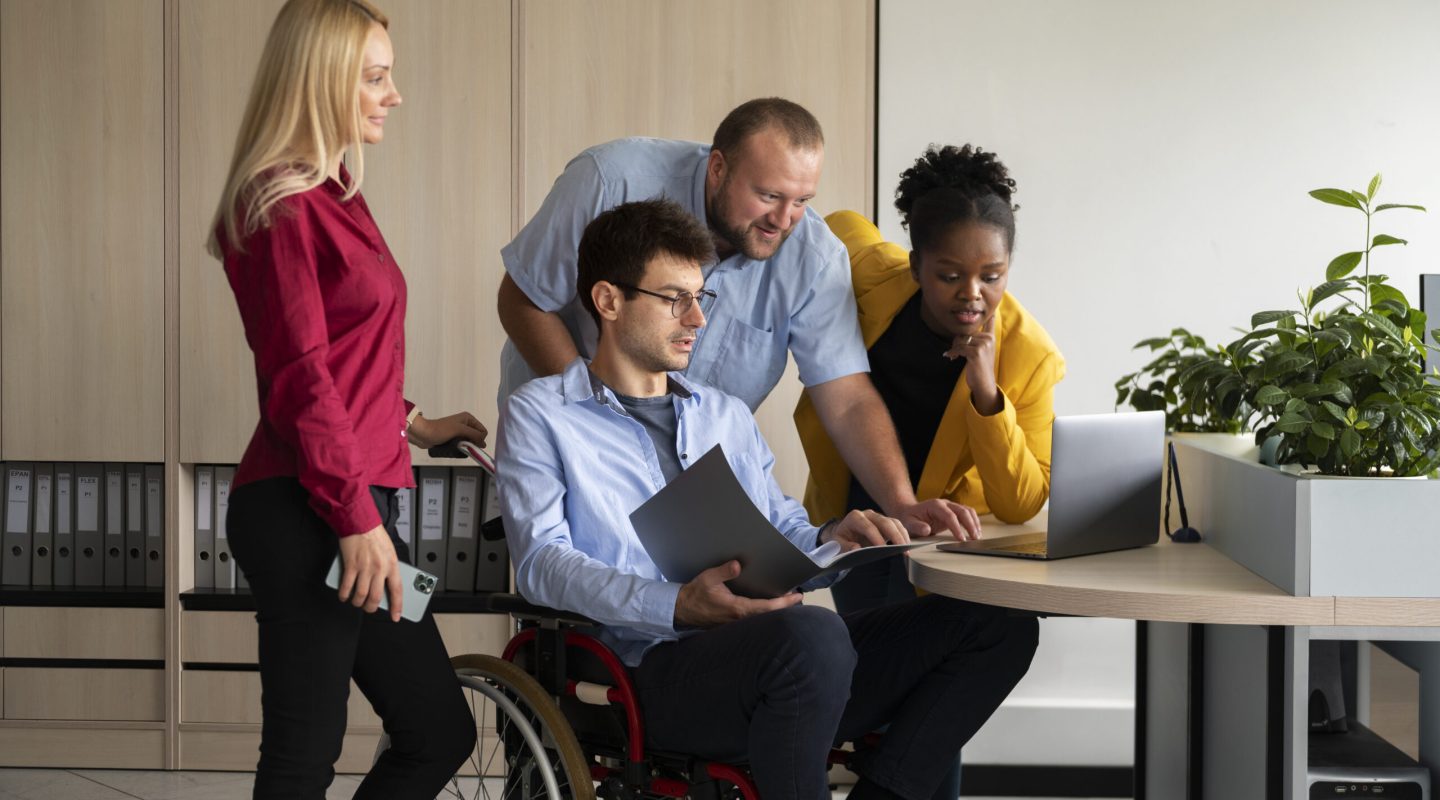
[{"x1": 1170, "y1": 433, "x2": 1440, "y2": 598}]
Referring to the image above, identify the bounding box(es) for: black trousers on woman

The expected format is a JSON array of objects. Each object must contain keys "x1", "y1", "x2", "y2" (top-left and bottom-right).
[{"x1": 227, "y1": 478, "x2": 475, "y2": 800}]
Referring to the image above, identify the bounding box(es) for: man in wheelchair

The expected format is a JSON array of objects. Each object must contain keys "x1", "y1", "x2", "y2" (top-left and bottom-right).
[{"x1": 496, "y1": 199, "x2": 1039, "y2": 800}]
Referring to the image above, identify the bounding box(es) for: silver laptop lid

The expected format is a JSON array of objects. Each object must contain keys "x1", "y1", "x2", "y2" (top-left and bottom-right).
[{"x1": 1045, "y1": 411, "x2": 1165, "y2": 558}]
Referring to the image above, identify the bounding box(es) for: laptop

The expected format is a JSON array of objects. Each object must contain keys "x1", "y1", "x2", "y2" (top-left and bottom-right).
[{"x1": 937, "y1": 410, "x2": 1165, "y2": 560}]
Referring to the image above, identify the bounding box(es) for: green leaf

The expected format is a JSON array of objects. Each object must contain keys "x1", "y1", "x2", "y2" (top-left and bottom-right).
[
  {"x1": 1369, "y1": 283, "x2": 1409, "y2": 311},
  {"x1": 1368, "y1": 174, "x2": 1382, "y2": 200},
  {"x1": 1350, "y1": 190, "x2": 1370, "y2": 205},
  {"x1": 1285, "y1": 397, "x2": 1310, "y2": 415},
  {"x1": 1373, "y1": 234, "x2": 1408, "y2": 247},
  {"x1": 1252, "y1": 309, "x2": 1300, "y2": 327},
  {"x1": 1275, "y1": 412, "x2": 1309, "y2": 433},
  {"x1": 1262, "y1": 350, "x2": 1312, "y2": 379},
  {"x1": 1362, "y1": 311, "x2": 1406, "y2": 343},
  {"x1": 1346, "y1": 406, "x2": 1359, "y2": 424},
  {"x1": 1310, "y1": 188, "x2": 1365, "y2": 209},
  {"x1": 1309, "y1": 280, "x2": 1355, "y2": 307},
  {"x1": 1326, "y1": 252, "x2": 1364, "y2": 280},
  {"x1": 1313, "y1": 421, "x2": 1336, "y2": 440},
  {"x1": 1320, "y1": 400, "x2": 1347, "y2": 423},
  {"x1": 1315, "y1": 328, "x2": 1354, "y2": 349},
  {"x1": 1374, "y1": 203, "x2": 1427, "y2": 213},
  {"x1": 1134, "y1": 336, "x2": 1171, "y2": 350},
  {"x1": 1308, "y1": 432, "x2": 1330, "y2": 459},
  {"x1": 1255, "y1": 385, "x2": 1289, "y2": 406},
  {"x1": 1340, "y1": 427, "x2": 1361, "y2": 457}
]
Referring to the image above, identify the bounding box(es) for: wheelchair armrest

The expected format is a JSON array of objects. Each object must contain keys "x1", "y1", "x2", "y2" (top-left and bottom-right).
[{"x1": 483, "y1": 592, "x2": 597, "y2": 627}]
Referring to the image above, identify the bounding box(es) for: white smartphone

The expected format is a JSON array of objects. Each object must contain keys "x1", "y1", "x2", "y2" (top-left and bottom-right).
[{"x1": 324, "y1": 554, "x2": 438, "y2": 622}]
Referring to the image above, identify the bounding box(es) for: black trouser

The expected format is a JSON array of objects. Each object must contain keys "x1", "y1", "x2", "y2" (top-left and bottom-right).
[
  {"x1": 632, "y1": 596, "x2": 1039, "y2": 800},
  {"x1": 833, "y1": 557, "x2": 964, "y2": 800},
  {"x1": 227, "y1": 478, "x2": 475, "y2": 800}
]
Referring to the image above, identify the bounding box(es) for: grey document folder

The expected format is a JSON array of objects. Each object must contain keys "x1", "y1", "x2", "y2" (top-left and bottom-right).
[
  {"x1": 103, "y1": 463, "x2": 125, "y2": 587},
  {"x1": 75, "y1": 463, "x2": 104, "y2": 586},
  {"x1": 630, "y1": 445, "x2": 925, "y2": 599},
  {"x1": 54, "y1": 464, "x2": 75, "y2": 587},
  {"x1": 939, "y1": 410, "x2": 1165, "y2": 560},
  {"x1": 32, "y1": 464, "x2": 54, "y2": 587}
]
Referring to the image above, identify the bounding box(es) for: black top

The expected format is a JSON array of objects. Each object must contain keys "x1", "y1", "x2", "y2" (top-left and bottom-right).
[
  {"x1": 847, "y1": 293, "x2": 966, "y2": 512},
  {"x1": 615, "y1": 392, "x2": 683, "y2": 484}
]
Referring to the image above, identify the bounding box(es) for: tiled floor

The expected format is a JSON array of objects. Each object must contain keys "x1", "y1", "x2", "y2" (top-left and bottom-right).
[{"x1": 0, "y1": 768, "x2": 1084, "y2": 800}]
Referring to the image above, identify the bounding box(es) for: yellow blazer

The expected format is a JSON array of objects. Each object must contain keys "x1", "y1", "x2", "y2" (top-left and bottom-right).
[{"x1": 796, "y1": 211, "x2": 1066, "y2": 524}]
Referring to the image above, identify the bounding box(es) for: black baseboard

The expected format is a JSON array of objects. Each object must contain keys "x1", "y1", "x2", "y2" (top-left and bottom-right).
[{"x1": 960, "y1": 765, "x2": 1133, "y2": 797}]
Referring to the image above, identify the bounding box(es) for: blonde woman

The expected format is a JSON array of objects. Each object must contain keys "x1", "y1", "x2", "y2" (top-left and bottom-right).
[{"x1": 208, "y1": 1, "x2": 484, "y2": 796}]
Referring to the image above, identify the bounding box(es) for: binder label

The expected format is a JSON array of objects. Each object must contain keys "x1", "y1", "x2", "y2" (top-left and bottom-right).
[
  {"x1": 6, "y1": 468, "x2": 30, "y2": 533},
  {"x1": 77, "y1": 475, "x2": 99, "y2": 531},
  {"x1": 453, "y1": 475, "x2": 478, "y2": 539},
  {"x1": 35, "y1": 473, "x2": 52, "y2": 532},
  {"x1": 196, "y1": 470, "x2": 213, "y2": 530},
  {"x1": 215, "y1": 475, "x2": 231, "y2": 540},
  {"x1": 147, "y1": 476, "x2": 162, "y2": 538},
  {"x1": 127, "y1": 473, "x2": 143, "y2": 531},
  {"x1": 420, "y1": 478, "x2": 445, "y2": 541},
  {"x1": 57, "y1": 472, "x2": 74, "y2": 533},
  {"x1": 106, "y1": 469, "x2": 123, "y2": 536}
]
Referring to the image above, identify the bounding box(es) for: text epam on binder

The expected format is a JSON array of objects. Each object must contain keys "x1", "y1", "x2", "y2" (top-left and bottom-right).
[{"x1": 629, "y1": 446, "x2": 926, "y2": 599}]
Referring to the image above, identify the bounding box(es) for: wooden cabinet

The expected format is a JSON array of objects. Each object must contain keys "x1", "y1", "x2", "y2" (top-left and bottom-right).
[{"x1": 0, "y1": 0, "x2": 166, "y2": 461}]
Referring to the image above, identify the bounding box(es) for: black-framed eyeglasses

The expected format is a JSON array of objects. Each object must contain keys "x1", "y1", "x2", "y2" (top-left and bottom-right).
[{"x1": 613, "y1": 283, "x2": 717, "y2": 318}]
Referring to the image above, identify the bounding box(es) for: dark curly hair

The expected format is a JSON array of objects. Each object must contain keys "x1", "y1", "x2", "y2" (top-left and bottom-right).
[{"x1": 894, "y1": 144, "x2": 1018, "y2": 253}]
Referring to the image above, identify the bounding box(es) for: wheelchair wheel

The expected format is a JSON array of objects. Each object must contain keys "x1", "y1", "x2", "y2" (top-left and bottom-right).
[{"x1": 447, "y1": 653, "x2": 595, "y2": 800}]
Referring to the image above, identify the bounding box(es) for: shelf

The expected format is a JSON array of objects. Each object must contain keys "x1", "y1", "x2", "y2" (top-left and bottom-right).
[
  {"x1": 0, "y1": 586, "x2": 164, "y2": 608},
  {"x1": 179, "y1": 587, "x2": 519, "y2": 615}
]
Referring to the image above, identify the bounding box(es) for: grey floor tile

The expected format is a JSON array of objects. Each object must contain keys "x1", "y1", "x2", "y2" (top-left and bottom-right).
[
  {"x1": 0, "y1": 770, "x2": 138, "y2": 800},
  {"x1": 72, "y1": 770, "x2": 250, "y2": 800}
]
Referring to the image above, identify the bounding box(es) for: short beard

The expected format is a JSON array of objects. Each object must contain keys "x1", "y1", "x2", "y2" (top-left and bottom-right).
[
  {"x1": 618, "y1": 326, "x2": 691, "y2": 375},
  {"x1": 707, "y1": 178, "x2": 788, "y2": 261}
]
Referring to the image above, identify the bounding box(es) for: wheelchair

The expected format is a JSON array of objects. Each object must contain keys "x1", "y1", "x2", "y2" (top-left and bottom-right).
[
  {"x1": 423, "y1": 442, "x2": 861, "y2": 800},
  {"x1": 443, "y1": 589, "x2": 870, "y2": 800}
]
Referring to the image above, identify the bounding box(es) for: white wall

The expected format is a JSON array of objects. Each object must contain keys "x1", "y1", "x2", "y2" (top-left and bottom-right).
[{"x1": 879, "y1": 0, "x2": 1440, "y2": 766}]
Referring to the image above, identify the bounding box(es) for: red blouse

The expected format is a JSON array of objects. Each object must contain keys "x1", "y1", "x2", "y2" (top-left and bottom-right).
[{"x1": 221, "y1": 171, "x2": 414, "y2": 537}]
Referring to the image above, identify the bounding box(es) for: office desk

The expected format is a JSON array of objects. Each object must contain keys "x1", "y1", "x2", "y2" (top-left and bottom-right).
[{"x1": 906, "y1": 518, "x2": 1440, "y2": 800}]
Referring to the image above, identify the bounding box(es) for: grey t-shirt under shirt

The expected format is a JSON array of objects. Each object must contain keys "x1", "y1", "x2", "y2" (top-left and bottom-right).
[{"x1": 615, "y1": 392, "x2": 683, "y2": 484}]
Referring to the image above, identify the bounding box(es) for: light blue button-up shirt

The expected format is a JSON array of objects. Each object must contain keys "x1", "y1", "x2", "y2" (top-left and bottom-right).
[
  {"x1": 497, "y1": 358, "x2": 836, "y2": 667},
  {"x1": 498, "y1": 137, "x2": 869, "y2": 411}
]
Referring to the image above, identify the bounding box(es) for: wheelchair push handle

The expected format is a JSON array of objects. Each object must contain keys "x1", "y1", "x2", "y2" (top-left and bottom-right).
[{"x1": 426, "y1": 437, "x2": 496, "y2": 476}]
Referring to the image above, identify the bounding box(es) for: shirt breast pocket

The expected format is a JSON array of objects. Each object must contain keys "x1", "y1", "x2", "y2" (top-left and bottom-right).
[{"x1": 707, "y1": 318, "x2": 787, "y2": 410}]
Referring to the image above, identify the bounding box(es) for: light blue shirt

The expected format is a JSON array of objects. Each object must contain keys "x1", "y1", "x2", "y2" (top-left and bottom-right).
[
  {"x1": 497, "y1": 358, "x2": 835, "y2": 667},
  {"x1": 499, "y1": 137, "x2": 869, "y2": 411}
]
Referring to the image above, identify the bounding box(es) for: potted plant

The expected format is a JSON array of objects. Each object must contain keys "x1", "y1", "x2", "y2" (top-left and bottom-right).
[
  {"x1": 1165, "y1": 175, "x2": 1438, "y2": 600},
  {"x1": 1187, "y1": 174, "x2": 1436, "y2": 476},
  {"x1": 1115, "y1": 329, "x2": 1248, "y2": 434}
]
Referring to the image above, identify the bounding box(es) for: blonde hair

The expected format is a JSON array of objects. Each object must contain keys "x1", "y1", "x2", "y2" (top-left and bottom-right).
[{"x1": 207, "y1": 0, "x2": 387, "y2": 257}]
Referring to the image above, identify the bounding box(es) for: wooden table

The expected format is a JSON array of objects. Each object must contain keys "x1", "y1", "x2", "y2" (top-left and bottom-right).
[{"x1": 905, "y1": 512, "x2": 1440, "y2": 800}]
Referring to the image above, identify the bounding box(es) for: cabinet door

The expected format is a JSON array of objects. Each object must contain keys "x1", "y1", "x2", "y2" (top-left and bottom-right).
[
  {"x1": 177, "y1": 0, "x2": 286, "y2": 463},
  {"x1": 360, "y1": 0, "x2": 512, "y2": 461},
  {"x1": 518, "y1": 0, "x2": 875, "y2": 496},
  {"x1": 1, "y1": 0, "x2": 165, "y2": 461}
]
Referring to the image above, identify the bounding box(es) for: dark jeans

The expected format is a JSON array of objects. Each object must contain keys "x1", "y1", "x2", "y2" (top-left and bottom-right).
[
  {"x1": 833, "y1": 556, "x2": 965, "y2": 800},
  {"x1": 227, "y1": 478, "x2": 475, "y2": 800},
  {"x1": 632, "y1": 595, "x2": 1038, "y2": 800}
]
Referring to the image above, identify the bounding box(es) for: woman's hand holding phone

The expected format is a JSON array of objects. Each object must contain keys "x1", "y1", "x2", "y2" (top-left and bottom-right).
[{"x1": 337, "y1": 527, "x2": 403, "y2": 622}]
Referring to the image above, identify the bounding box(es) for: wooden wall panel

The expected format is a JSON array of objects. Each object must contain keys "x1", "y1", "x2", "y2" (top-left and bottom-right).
[
  {"x1": 362, "y1": 0, "x2": 513, "y2": 462},
  {"x1": 0, "y1": 0, "x2": 165, "y2": 461},
  {"x1": 176, "y1": 0, "x2": 285, "y2": 463},
  {"x1": 518, "y1": 0, "x2": 875, "y2": 495}
]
